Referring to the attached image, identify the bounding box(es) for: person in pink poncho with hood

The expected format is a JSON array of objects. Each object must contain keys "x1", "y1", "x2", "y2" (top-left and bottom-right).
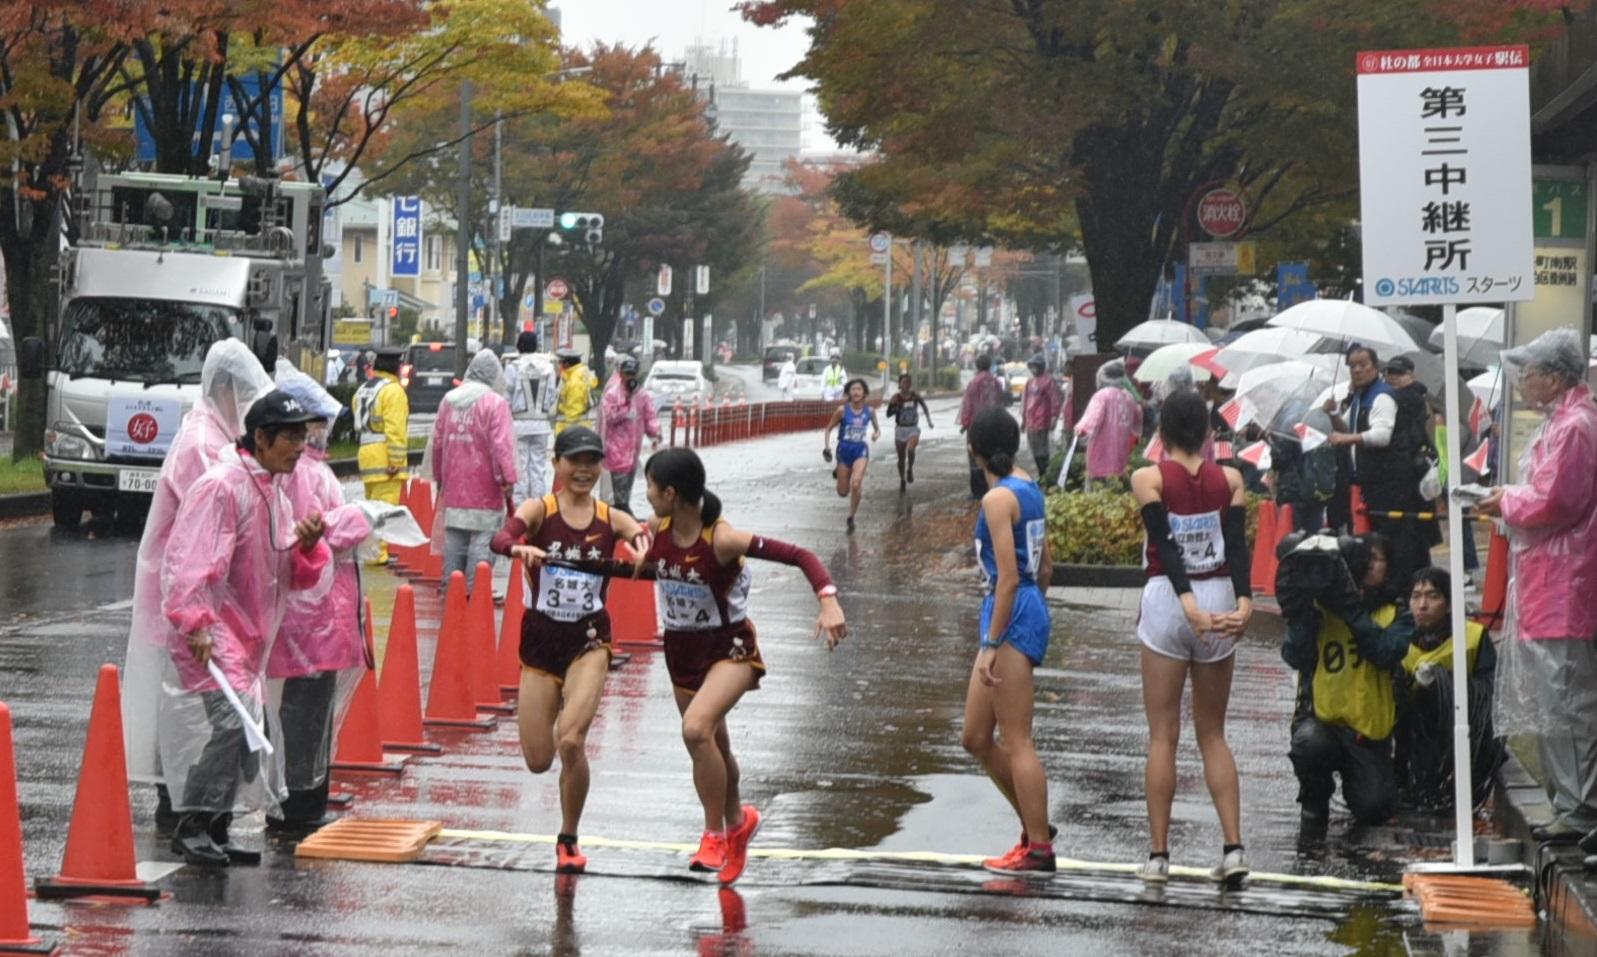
[
  {"x1": 265, "y1": 361, "x2": 376, "y2": 830},
  {"x1": 158, "y1": 389, "x2": 331, "y2": 866},
  {"x1": 123, "y1": 340, "x2": 274, "y2": 829},
  {"x1": 1476, "y1": 327, "x2": 1597, "y2": 851},
  {"x1": 599, "y1": 355, "x2": 660, "y2": 515},
  {"x1": 424, "y1": 347, "x2": 518, "y2": 596},
  {"x1": 1075, "y1": 359, "x2": 1144, "y2": 488}
]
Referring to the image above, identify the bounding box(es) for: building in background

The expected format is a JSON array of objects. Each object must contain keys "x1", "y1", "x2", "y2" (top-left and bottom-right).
[{"x1": 683, "y1": 39, "x2": 803, "y2": 195}]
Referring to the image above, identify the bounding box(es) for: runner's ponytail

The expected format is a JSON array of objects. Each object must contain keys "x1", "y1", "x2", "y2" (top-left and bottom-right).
[
  {"x1": 645, "y1": 447, "x2": 721, "y2": 522},
  {"x1": 968, "y1": 406, "x2": 1021, "y2": 479},
  {"x1": 701, "y1": 490, "x2": 723, "y2": 526}
]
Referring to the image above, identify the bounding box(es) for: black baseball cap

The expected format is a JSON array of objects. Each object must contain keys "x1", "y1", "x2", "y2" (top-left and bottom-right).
[
  {"x1": 553, "y1": 426, "x2": 605, "y2": 458},
  {"x1": 1384, "y1": 355, "x2": 1415, "y2": 374},
  {"x1": 244, "y1": 389, "x2": 321, "y2": 432}
]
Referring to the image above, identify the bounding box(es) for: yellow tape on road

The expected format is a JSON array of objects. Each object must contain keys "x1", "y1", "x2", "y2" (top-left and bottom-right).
[{"x1": 435, "y1": 828, "x2": 1404, "y2": 895}]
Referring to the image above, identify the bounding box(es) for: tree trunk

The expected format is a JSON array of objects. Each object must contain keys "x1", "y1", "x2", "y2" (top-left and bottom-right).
[{"x1": 2, "y1": 199, "x2": 64, "y2": 461}]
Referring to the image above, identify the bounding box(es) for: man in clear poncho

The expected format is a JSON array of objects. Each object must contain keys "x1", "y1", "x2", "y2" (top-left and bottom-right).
[
  {"x1": 159, "y1": 390, "x2": 331, "y2": 865},
  {"x1": 123, "y1": 340, "x2": 275, "y2": 825},
  {"x1": 1476, "y1": 327, "x2": 1597, "y2": 845},
  {"x1": 425, "y1": 348, "x2": 517, "y2": 593},
  {"x1": 1075, "y1": 359, "x2": 1144, "y2": 487},
  {"x1": 266, "y1": 361, "x2": 373, "y2": 829}
]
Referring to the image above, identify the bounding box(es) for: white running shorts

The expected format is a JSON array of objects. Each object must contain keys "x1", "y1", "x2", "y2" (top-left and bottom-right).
[{"x1": 1137, "y1": 575, "x2": 1240, "y2": 664}]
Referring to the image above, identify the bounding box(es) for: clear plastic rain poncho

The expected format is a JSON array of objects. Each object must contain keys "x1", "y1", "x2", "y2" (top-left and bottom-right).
[
  {"x1": 157, "y1": 443, "x2": 331, "y2": 815},
  {"x1": 266, "y1": 361, "x2": 372, "y2": 792},
  {"x1": 422, "y1": 349, "x2": 517, "y2": 549},
  {"x1": 1492, "y1": 328, "x2": 1597, "y2": 737},
  {"x1": 124, "y1": 341, "x2": 274, "y2": 786}
]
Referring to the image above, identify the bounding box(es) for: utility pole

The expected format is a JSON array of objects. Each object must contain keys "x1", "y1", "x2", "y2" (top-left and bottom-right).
[
  {"x1": 910, "y1": 241, "x2": 923, "y2": 375},
  {"x1": 453, "y1": 80, "x2": 473, "y2": 379},
  {"x1": 491, "y1": 110, "x2": 504, "y2": 344}
]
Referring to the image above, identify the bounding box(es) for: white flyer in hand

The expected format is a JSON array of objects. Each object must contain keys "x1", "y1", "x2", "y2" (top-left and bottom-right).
[{"x1": 206, "y1": 660, "x2": 275, "y2": 755}]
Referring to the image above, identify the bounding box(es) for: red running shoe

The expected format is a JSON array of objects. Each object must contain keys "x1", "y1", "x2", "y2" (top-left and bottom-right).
[
  {"x1": 556, "y1": 838, "x2": 587, "y2": 874},
  {"x1": 982, "y1": 845, "x2": 1056, "y2": 877},
  {"x1": 690, "y1": 830, "x2": 727, "y2": 872},
  {"x1": 718, "y1": 805, "x2": 763, "y2": 886}
]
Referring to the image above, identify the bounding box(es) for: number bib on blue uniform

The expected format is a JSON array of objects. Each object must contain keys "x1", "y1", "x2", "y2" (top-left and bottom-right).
[{"x1": 536, "y1": 565, "x2": 604, "y2": 622}]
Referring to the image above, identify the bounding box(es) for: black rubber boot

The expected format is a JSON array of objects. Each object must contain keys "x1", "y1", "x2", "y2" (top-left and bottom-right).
[{"x1": 171, "y1": 813, "x2": 229, "y2": 867}]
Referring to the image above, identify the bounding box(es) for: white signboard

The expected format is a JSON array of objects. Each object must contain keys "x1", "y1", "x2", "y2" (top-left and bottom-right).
[
  {"x1": 106, "y1": 396, "x2": 181, "y2": 459},
  {"x1": 512, "y1": 207, "x2": 555, "y2": 229},
  {"x1": 1357, "y1": 45, "x2": 1534, "y2": 306},
  {"x1": 1069, "y1": 294, "x2": 1097, "y2": 347}
]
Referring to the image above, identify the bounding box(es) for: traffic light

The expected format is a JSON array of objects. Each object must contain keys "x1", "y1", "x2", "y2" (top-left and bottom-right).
[{"x1": 558, "y1": 211, "x2": 605, "y2": 245}]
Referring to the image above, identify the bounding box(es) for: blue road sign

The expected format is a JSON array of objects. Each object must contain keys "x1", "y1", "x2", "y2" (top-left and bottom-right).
[
  {"x1": 392, "y1": 197, "x2": 422, "y2": 278},
  {"x1": 647, "y1": 297, "x2": 666, "y2": 316}
]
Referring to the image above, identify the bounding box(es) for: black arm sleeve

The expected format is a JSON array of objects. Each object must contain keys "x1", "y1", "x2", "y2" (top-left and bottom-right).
[
  {"x1": 1140, "y1": 502, "x2": 1192, "y2": 596},
  {"x1": 1223, "y1": 505, "x2": 1252, "y2": 599}
]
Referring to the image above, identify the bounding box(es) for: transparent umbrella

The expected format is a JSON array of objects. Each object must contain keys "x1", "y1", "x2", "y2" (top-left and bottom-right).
[
  {"x1": 1268, "y1": 299, "x2": 1420, "y2": 356},
  {"x1": 1213, "y1": 328, "x2": 1326, "y2": 381},
  {"x1": 1133, "y1": 342, "x2": 1213, "y2": 384},
  {"x1": 1231, "y1": 360, "x2": 1334, "y2": 433},
  {"x1": 1114, "y1": 318, "x2": 1209, "y2": 355},
  {"x1": 1427, "y1": 307, "x2": 1503, "y2": 369}
]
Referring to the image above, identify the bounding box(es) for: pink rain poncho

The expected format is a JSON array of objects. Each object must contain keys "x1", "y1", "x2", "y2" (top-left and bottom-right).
[
  {"x1": 1075, "y1": 364, "x2": 1144, "y2": 480},
  {"x1": 124, "y1": 340, "x2": 274, "y2": 786},
  {"x1": 157, "y1": 445, "x2": 330, "y2": 813},
  {"x1": 427, "y1": 349, "x2": 517, "y2": 529},
  {"x1": 599, "y1": 374, "x2": 661, "y2": 474}
]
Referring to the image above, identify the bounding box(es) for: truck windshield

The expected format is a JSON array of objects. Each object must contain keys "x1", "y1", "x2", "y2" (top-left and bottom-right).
[{"x1": 58, "y1": 298, "x2": 241, "y2": 383}]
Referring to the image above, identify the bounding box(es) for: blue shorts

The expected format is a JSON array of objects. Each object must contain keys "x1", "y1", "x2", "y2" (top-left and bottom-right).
[
  {"x1": 979, "y1": 584, "x2": 1051, "y2": 665},
  {"x1": 836, "y1": 441, "x2": 868, "y2": 469}
]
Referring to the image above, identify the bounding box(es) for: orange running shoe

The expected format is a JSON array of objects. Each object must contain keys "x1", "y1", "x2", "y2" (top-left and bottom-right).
[
  {"x1": 982, "y1": 845, "x2": 1056, "y2": 877},
  {"x1": 689, "y1": 830, "x2": 727, "y2": 872},
  {"x1": 556, "y1": 837, "x2": 587, "y2": 874},
  {"x1": 718, "y1": 805, "x2": 762, "y2": 886}
]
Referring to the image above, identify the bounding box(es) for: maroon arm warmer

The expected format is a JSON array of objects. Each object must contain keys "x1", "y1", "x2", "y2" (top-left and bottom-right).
[
  {"x1": 490, "y1": 516, "x2": 528, "y2": 557},
  {"x1": 745, "y1": 534, "x2": 834, "y2": 593}
]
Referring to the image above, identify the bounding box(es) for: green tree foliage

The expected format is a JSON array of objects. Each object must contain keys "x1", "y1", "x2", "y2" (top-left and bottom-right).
[{"x1": 743, "y1": 0, "x2": 1586, "y2": 349}]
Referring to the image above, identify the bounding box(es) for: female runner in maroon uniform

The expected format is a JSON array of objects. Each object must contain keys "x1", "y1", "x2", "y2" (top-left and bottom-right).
[
  {"x1": 491, "y1": 427, "x2": 648, "y2": 874},
  {"x1": 641, "y1": 447, "x2": 847, "y2": 885}
]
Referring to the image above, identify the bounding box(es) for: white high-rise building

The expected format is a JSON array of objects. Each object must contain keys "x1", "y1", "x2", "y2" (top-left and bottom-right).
[{"x1": 684, "y1": 40, "x2": 804, "y2": 195}]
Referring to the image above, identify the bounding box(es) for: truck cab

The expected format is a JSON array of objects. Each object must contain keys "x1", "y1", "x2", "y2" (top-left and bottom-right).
[{"x1": 35, "y1": 171, "x2": 329, "y2": 526}]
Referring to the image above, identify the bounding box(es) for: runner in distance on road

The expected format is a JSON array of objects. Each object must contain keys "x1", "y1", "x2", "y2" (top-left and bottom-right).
[
  {"x1": 884, "y1": 373, "x2": 934, "y2": 494},
  {"x1": 823, "y1": 378, "x2": 880, "y2": 533}
]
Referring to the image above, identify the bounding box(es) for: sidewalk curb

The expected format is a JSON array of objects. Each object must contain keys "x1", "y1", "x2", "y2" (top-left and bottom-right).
[
  {"x1": 1050, "y1": 563, "x2": 1145, "y2": 588},
  {"x1": 1492, "y1": 751, "x2": 1597, "y2": 945}
]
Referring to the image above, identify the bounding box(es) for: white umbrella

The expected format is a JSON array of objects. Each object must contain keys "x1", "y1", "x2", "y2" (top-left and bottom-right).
[
  {"x1": 1232, "y1": 360, "x2": 1334, "y2": 432},
  {"x1": 1214, "y1": 328, "x2": 1326, "y2": 380},
  {"x1": 1115, "y1": 318, "x2": 1209, "y2": 354},
  {"x1": 1267, "y1": 300, "x2": 1420, "y2": 356},
  {"x1": 1391, "y1": 311, "x2": 1440, "y2": 354},
  {"x1": 1427, "y1": 307, "x2": 1503, "y2": 369},
  {"x1": 1133, "y1": 342, "x2": 1213, "y2": 384},
  {"x1": 1467, "y1": 366, "x2": 1506, "y2": 407}
]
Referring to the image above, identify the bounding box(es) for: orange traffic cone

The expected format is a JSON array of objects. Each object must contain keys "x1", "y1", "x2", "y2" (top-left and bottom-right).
[
  {"x1": 0, "y1": 703, "x2": 56, "y2": 954},
  {"x1": 332, "y1": 668, "x2": 408, "y2": 774},
  {"x1": 378, "y1": 586, "x2": 441, "y2": 754},
  {"x1": 497, "y1": 566, "x2": 526, "y2": 694},
  {"x1": 1479, "y1": 528, "x2": 1509, "y2": 627},
  {"x1": 1251, "y1": 501, "x2": 1278, "y2": 597},
  {"x1": 34, "y1": 664, "x2": 158, "y2": 902},
  {"x1": 1350, "y1": 484, "x2": 1372, "y2": 535},
  {"x1": 610, "y1": 540, "x2": 662, "y2": 645},
  {"x1": 424, "y1": 572, "x2": 497, "y2": 730},
  {"x1": 467, "y1": 563, "x2": 513, "y2": 714}
]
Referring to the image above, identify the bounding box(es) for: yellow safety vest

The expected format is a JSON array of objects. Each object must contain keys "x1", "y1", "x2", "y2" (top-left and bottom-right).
[
  {"x1": 1401, "y1": 620, "x2": 1485, "y2": 681},
  {"x1": 355, "y1": 373, "x2": 409, "y2": 481},
  {"x1": 1312, "y1": 604, "x2": 1399, "y2": 741}
]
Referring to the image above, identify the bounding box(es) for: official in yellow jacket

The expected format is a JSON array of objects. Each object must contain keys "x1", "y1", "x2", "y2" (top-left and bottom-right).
[
  {"x1": 352, "y1": 348, "x2": 410, "y2": 563},
  {"x1": 1280, "y1": 534, "x2": 1415, "y2": 828},
  {"x1": 1394, "y1": 567, "x2": 1499, "y2": 812},
  {"x1": 553, "y1": 348, "x2": 598, "y2": 435}
]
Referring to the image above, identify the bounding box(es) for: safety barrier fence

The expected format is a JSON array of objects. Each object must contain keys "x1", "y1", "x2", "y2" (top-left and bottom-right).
[{"x1": 669, "y1": 397, "x2": 879, "y2": 449}]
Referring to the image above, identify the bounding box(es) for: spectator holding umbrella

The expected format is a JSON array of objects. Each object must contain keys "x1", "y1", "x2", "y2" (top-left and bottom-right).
[{"x1": 1475, "y1": 327, "x2": 1597, "y2": 848}]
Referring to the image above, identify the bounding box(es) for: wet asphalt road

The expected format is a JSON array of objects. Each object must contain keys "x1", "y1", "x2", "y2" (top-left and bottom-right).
[{"x1": 0, "y1": 390, "x2": 1547, "y2": 955}]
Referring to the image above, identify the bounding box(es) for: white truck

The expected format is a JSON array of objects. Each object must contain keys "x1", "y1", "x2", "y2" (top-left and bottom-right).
[{"x1": 19, "y1": 170, "x2": 331, "y2": 526}]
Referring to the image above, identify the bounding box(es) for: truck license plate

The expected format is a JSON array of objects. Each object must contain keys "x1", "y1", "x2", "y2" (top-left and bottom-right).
[{"x1": 117, "y1": 468, "x2": 160, "y2": 493}]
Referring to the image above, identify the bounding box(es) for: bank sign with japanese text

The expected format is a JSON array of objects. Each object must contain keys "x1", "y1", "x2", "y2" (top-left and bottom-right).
[
  {"x1": 1357, "y1": 46, "x2": 1534, "y2": 306},
  {"x1": 391, "y1": 196, "x2": 422, "y2": 278}
]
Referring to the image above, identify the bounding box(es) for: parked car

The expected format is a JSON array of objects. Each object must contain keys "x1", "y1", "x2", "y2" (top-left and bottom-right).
[
  {"x1": 791, "y1": 356, "x2": 830, "y2": 399},
  {"x1": 401, "y1": 342, "x2": 458, "y2": 414},
  {"x1": 762, "y1": 343, "x2": 799, "y2": 381},
  {"x1": 643, "y1": 359, "x2": 710, "y2": 408}
]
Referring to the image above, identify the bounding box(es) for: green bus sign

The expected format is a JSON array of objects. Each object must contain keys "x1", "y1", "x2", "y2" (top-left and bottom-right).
[{"x1": 1533, "y1": 178, "x2": 1587, "y2": 241}]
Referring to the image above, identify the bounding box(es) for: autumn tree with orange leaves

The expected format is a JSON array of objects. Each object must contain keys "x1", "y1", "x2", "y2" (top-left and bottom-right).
[{"x1": 743, "y1": 0, "x2": 1589, "y2": 350}]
